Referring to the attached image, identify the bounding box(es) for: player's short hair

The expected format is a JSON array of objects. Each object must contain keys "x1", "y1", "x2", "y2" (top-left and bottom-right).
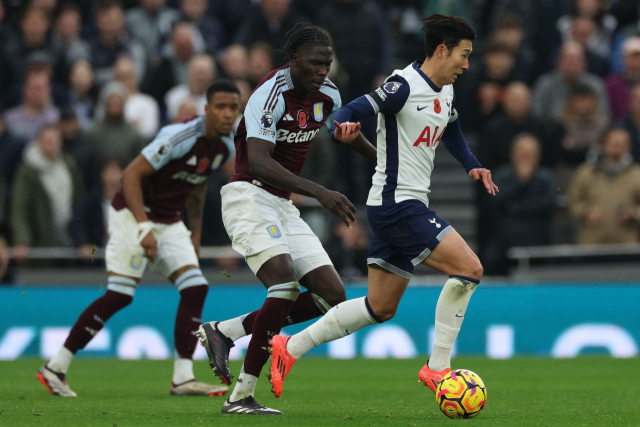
[
  {"x1": 279, "y1": 22, "x2": 331, "y2": 60},
  {"x1": 421, "y1": 14, "x2": 475, "y2": 58},
  {"x1": 206, "y1": 80, "x2": 240, "y2": 103}
]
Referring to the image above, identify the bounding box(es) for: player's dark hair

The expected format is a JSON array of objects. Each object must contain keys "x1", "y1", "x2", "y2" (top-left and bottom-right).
[
  {"x1": 421, "y1": 14, "x2": 475, "y2": 58},
  {"x1": 278, "y1": 22, "x2": 331, "y2": 60},
  {"x1": 206, "y1": 80, "x2": 240, "y2": 102}
]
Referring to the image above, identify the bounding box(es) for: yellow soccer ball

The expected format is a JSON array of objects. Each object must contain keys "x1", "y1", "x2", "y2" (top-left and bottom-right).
[{"x1": 436, "y1": 369, "x2": 487, "y2": 419}]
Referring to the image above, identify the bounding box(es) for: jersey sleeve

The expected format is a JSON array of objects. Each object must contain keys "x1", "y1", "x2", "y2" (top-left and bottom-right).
[
  {"x1": 320, "y1": 83, "x2": 342, "y2": 128},
  {"x1": 244, "y1": 81, "x2": 286, "y2": 144},
  {"x1": 367, "y1": 75, "x2": 411, "y2": 115},
  {"x1": 448, "y1": 88, "x2": 459, "y2": 123},
  {"x1": 141, "y1": 121, "x2": 199, "y2": 170}
]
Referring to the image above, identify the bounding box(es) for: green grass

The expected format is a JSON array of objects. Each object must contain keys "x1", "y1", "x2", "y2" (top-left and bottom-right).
[{"x1": 1, "y1": 357, "x2": 639, "y2": 426}]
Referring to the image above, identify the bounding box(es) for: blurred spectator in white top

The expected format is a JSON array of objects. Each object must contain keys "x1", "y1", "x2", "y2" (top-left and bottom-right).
[
  {"x1": 126, "y1": 0, "x2": 180, "y2": 65},
  {"x1": 114, "y1": 57, "x2": 159, "y2": 140},
  {"x1": 89, "y1": 0, "x2": 146, "y2": 87},
  {"x1": 617, "y1": 83, "x2": 640, "y2": 163},
  {"x1": 4, "y1": 72, "x2": 60, "y2": 141},
  {"x1": 141, "y1": 21, "x2": 204, "y2": 105},
  {"x1": 52, "y1": 3, "x2": 90, "y2": 68},
  {"x1": 556, "y1": 0, "x2": 617, "y2": 59},
  {"x1": 221, "y1": 44, "x2": 248, "y2": 80},
  {"x1": 532, "y1": 41, "x2": 609, "y2": 122},
  {"x1": 179, "y1": 0, "x2": 226, "y2": 56},
  {"x1": 605, "y1": 37, "x2": 640, "y2": 121},
  {"x1": 165, "y1": 54, "x2": 215, "y2": 121},
  {"x1": 175, "y1": 99, "x2": 198, "y2": 122},
  {"x1": 68, "y1": 60, "x2": 97, "y2": 129},
  {"x1": 247, "y1": 42, "x2": 275, "y2": 88}
]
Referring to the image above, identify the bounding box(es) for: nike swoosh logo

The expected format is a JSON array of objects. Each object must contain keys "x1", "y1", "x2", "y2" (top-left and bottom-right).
[
  {"x1": 455, "y1": 314, "x2": 464, "y2": 318},
  {"x1": 417, "y1": 105, "x2": 428, "y2": 111}
]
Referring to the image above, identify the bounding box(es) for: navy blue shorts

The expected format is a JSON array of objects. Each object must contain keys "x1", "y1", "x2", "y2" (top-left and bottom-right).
[{"x1": 366, "y1": 200, "x2": 454, "y2": 279}]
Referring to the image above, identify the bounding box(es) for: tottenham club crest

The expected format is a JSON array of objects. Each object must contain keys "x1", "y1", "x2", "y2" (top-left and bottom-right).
[
  {"x1": 383, "y1": 81, "x2": 402, "y2": 94},
  {"x1": 313, "y1": 103, "x2": 324, "y2": 121}
]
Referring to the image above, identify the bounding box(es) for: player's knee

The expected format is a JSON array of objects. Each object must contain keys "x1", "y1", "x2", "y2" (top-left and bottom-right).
[
  {"x1": 104, "y1": 290, "x2": 134, "y2": 310},
  {"x1": 468, "y1": 259, "x2": 483, "y2": 281},
  {"x1": 376, "y1": 306, "x2": 397, "y2": 322},
  {"x1": 323, "y1": 286, "x2": 346, "y2": 307}
]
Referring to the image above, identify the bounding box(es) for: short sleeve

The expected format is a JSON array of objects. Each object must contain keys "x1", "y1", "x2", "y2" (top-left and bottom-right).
[
  {"x1": 367, "y1": 75, "x2": 411, "y2": 115},
  {"x1": 320, "y1": 83, "x2": 342, "y2": 128},
  {"x1": 244, "y1": 81, "x2": 286, "y2": 144},
  {"x1": 141, "y1": 121, "x2": 200, "y2": 170}
]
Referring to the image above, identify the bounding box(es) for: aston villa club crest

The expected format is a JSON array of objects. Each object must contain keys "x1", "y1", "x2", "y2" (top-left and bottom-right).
[
  {"x1": 298, "y1": 110, "x2": 308, "y2": 128},
  {"x1": 267, "y1": 225, "x2": 281, "y2": 238},
  {"x1": 313, "y1": 103, "x2": 323, "y2": 121}
]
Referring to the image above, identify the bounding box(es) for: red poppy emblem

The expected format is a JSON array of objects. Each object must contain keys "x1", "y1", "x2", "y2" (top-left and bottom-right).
[
  {"x1": 298, "y1": 110, "x2": 308, "y2": 128},
  {"x1": 434, "y1": 99, "x2": 441, "y2": 114},
  {"x1": 196, "y1": 158, "x2": 209, "y2": 174}
]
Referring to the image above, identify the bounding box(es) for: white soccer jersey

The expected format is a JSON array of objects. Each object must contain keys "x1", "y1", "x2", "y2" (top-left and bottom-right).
[{"x1": 366, "y1": 61, "x2": 459, "y2": 207}]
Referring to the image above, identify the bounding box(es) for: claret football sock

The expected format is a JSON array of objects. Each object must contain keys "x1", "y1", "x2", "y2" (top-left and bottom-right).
[
  {"x1": 174, "y1": 285, "x2": 208, "y2": 359},
  {"x1": 287, "y1": 297, "x2": 379, "y2": 359},
  {"x1": 242, "y1": 282, "x2": 300, "y2": 378},
  {"x1": 428, "y1": 276, "x2": 478, "y2": 371}
]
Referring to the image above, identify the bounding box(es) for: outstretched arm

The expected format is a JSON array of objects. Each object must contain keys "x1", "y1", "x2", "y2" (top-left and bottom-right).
[
  {"x1": 247, "y1": 137, "x2": 357, "y2": 227},
  {"x1": 329, "y1": 98, "x2": 378, "y2": 161}
]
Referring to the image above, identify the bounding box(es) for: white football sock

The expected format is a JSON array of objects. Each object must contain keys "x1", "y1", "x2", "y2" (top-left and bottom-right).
[
  {"x1": 172, "y1": 357, "x2": 195, "y2": 385},
  {"x1": 229, "y1": 367, "x2": 258, "y2": 401},
  {"x1": 287, "y1": 297, "x2": 378, "y2": 359},
  {"x1": 48, "y1": 346, "x2": 74, "y2": 374},
  {"x1": 216, "y1": 315, "x2": 248, "y2": 342},
  {"x1": 429, "y1": 276, "x2": 478, "y2": 371}
]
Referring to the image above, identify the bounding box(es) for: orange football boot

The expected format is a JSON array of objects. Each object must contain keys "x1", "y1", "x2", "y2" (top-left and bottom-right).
[
  {"x1": 418, "y1": 362, "x2": 451, "y2": 393},
  {"x1": 269, "y1": 335, "x2": 297, "y2": 398}
]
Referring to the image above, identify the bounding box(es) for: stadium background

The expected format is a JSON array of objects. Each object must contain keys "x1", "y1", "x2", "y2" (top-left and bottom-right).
[{"x1": 0, "y1": 0, "x2": 639, "y2": 363}]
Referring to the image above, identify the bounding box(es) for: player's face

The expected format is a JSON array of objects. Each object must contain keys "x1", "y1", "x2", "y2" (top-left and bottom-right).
[
  {"x1": 443, "y1": 39, "x2": 472, "y2": 85},
  {"x1": 291, "y1": 45, "x2": 333, "y2": 95},
  {"x1": 205, "y1": 92, "x2": 241, "y2": 136}
]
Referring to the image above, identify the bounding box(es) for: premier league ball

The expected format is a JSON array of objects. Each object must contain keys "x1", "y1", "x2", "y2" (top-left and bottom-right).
[{"x1": 436, "y1": 369, "x2": 487, "y2": 419}]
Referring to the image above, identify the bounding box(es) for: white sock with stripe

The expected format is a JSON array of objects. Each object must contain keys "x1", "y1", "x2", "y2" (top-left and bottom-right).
[
  {"x1": 48, "y1": 346, "x2": 74, "y2": 374},
  {"x1": 228, "y1": 367, "x2": 258, "y2": 402},
  {"x1": 174, "y1": 269, "x2": 208, "y2": 292},
  {"x1": 429, "y1": 276, "x2": 478, "y2": 371}
]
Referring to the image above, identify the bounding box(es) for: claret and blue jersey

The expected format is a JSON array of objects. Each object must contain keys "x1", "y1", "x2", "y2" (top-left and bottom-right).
[{"x1": 330, "y1": 60, "x2": 483, "y2": 278}]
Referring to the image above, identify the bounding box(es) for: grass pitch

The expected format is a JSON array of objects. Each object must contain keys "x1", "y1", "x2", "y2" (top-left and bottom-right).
[{"x1": 1, "y1": 357, "x2": 638, "y2": 426}]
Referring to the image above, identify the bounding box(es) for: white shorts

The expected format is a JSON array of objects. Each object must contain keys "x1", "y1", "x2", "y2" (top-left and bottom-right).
[
  {"x1": 105, "y1": 207, "x2": 199, "y2": 279},
  {"x1": 221, "y1": 181, "x2": 332, "y2": 277}
]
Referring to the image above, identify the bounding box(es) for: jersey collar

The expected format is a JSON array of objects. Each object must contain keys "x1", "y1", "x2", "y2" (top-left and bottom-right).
[{"x1": 412, "y1": 60, "x2": 441, "y2": 93}]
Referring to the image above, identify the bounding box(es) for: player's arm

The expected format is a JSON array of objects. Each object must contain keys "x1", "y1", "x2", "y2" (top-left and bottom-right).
[
  {"x1": 247, "y1": 137, "x2": 356, "y2": 227},
  {"x1": 185, "y1": 182, "x2": 207, "y2": 258}
]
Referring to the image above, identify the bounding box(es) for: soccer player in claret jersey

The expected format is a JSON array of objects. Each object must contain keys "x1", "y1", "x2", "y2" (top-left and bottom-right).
[
  {"x1": 269, "y1": 14, "x2": 500, "y2": 398},
  {"x1": 37, "y1": 81, "x2": 241, "y2": 397},
  {"x1": 196, "y1": 23, "x2": 377, "y2": 415}
]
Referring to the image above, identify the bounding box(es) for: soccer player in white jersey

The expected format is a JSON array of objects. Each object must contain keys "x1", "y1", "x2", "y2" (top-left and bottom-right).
[{"x1": 269, "y1": 14, "x2": 499, "y2": 397}]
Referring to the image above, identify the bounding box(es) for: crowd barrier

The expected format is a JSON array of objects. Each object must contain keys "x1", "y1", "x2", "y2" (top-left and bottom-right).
[{"x1": 1, "y1": 284, "x2": 638, "y2": 360}]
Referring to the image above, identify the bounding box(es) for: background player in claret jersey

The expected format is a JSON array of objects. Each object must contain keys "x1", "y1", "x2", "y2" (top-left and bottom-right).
[
  {"x1": 196, "y1": 23, "x2": 377, "y2": 415},
  {"x1": 37, "y1": 81, "x2": 241, "y2": 398},
  {"x1": 270, "y1": 14, "x2": 500, "y2": 398}
]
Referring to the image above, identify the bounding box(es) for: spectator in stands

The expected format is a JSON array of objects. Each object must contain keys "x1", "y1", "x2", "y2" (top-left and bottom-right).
[
  {"x1": 67, "y1": 60, "x2": 97, "y2": 129},
  {"x1": 325, "y1": 218, "x2": 370, "y2": 279},
  {"x1": 175, "y1": 99, "x2": 198, "y2": 122},
  {"x1": 4, "y1": 72, "x2": 60, "y2": 141},
  {"x1": 233, "y1": 0, "x2": 310, "y2": 66},
  {"x1": 220, "y1": 44, "x2": 248, "y2": 80},
  {"x1": 126, "y1": 0, "x2": 180, "y2": 65},
  {"x1": 52, "y1": 3, "x2": 90, "y2": 68},
  {"x1": 82, "y1": 82, "x2": 144, "y2": 186},
  {"x1": 532, "y1": 41, "x2": 609, "y2": 121},
  {"x1": 483, "y1": 134, "x2": 558, "y2": 275},
  {"x1": 179, "y1": 0, "x2": 226, "y2": 55},
  {"x1": 0, "y1": 174, "x2": 9, "y2": 283},
  {"x1": 479, "y1": 82, "x2": 563, "y2": 172},
  {"x1": 556, "y1": 0, "x2": 617, "y2": 60},
  {"x1": 89, "y1": 0, "x2": 146, "y2": 87},
  {"x1": 57, "y1": 107, "x2": 87, "y2": 165},
  {"x1": 69, "y1": 157, "x2": 123, "y2": 259},
  {"x1": 233, "y1": 78, "x2": 252, "y2": 110},
  {"x1": 569, "y1": 128, "x2": 640, "y2": 245},
  {"x1": 246, "y1": 42, "x2": 274, "y2": 88},
  {"x1": 617, "y1": 83, "x2": 640, "y2": 162},
  {"x1": 558, "y1": 16, "x2": 610, "y2": 77},
  {"x1": 489, "y1": 13, "x2": 537, "y2": 85},
  {"x1": 164, "y1": 54, "x2": 215, "y2": 121},
  {"x1": 114, "y1": 57, "x2": 159, "y2": 140},
  {"x1": 141, "y1": 22, "x2": 203, "y2": 105},
  {"x1": 605, "y1": 36, "x2": 640, "y2": 121},
  {"x1": 0, "y1": 109, "x2": 27, "y2": 186},
  {"x1": 11, "y1": 125, "x2": 84, "y2": 258},
  {"x1": 610, "y1": 3, "x2": 640, "y2": 73}
]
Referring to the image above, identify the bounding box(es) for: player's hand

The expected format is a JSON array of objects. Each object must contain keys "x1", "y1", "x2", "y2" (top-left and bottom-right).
[
  {"x1": 333, "y1": 120, "x2": 361, "y2": 144},
  {"x1": 316, "y1": 188, "x2": 357, "y2": 228},
  {"x1": 139, "y1": 231, "x2": 158, "y2": 261},
  {"x1": 469, "y1": 168, "x2": 498, "y2": 196}
]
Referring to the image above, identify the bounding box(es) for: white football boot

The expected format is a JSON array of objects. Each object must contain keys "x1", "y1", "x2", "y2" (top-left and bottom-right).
[{"x1": 37, "y1": 365, "x2": 77, "y2": 397}]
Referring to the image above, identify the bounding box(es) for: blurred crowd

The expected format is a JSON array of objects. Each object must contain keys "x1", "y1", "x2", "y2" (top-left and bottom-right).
[{"x1": 1, "y1": 0, "x2": 640, "y2": 282}]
